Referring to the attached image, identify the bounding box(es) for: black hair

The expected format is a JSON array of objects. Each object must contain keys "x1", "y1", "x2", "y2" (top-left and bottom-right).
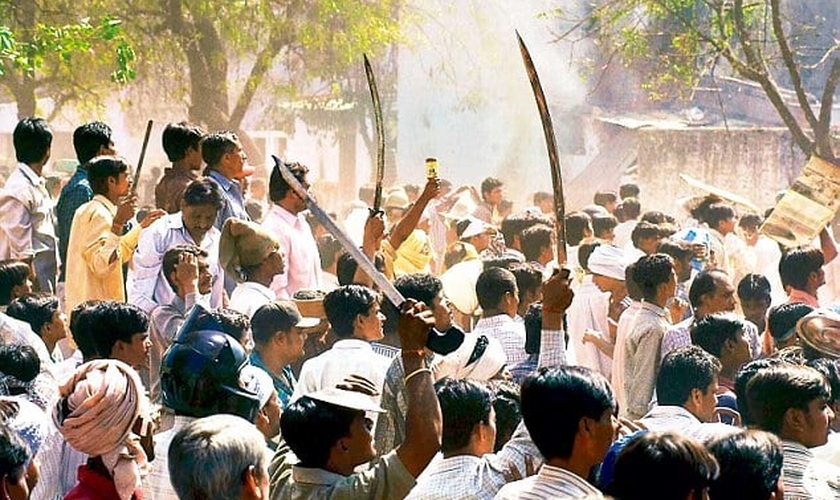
[
  {"x1": 631, "y1": 221, "x2": 660, "y2": 250},
  {"x1": 475, "y1": 267, "x2": 517, "y2": 311},
  {"x1": 269, "y1": 160, "x2": 309, "y2": 202},
  {"x1": 609, "y1": 432, "x2": 719, "y2": 500},
  {"x1": 162, "y1": 245, "x2": 208, "y2": 292},
  {"x1": 737, "y1": 274, "x2": 772, "y2": 303},
  {"x1": 624, "y1": 262, "x2": 643, "y2": 301},
  {"x1": 162, "y1": 122, "x2": 204, "y2": 162},
  {"x1": 734, "y1": 357, "x2": 786, "y2": 426},
  {"x1": 766, "y1": 302, "x2": 813, "y2": 342},
  {"x1": 488, "y1": 379, "x2": 521, "y2": 453},
  {"x1": 593, "y1": 191, "x2": 618, "y2": 207},
  {"x1": 520, "y1": 224, "x2": 553, "y2": 262},
  {"x1": 69, "y1": 300, "x2": 102, "y2": 361},
  {"x1": 746, "y1": 364, "x2": 831, "y2": 434},
  {"x1": 592, "y1": 214, "x2": 618, "y2": 238},
  {"x1": 521, "y1": 366, "x2": 615, "y2": 460},
  {"x1": 182, "y1": 178, "x2": 225, "y2": 209},
  {"x1": 435, "y1": 378, "x2": 494, "y2": 453},
  {"x1": 0, "y1": 426, "x2": 29, "y2": 483},
  {"x1": 200, "y1": 132, "x2": 238, "y2": 168},
  {"x1": 499, "y1": 213, "x2": 552, "y2": 247},
  {"x1": 578, "y1": 242, "x2": 601, "y2": 273},
  {"x1": 688, "y1": 269, "x2": 726, "y2": 310},
  {"x1": 335, "y1": 251, "x2": 386, "y2": 287},
  {"x1": 394, "y1": 273, "x2": 442, "y2": 309},
  {"x1": 88, "y1": 301, "x2": 149, "y2": 358},
  {"x1": 280, "y1": 397, "x2": 359, "y2": 468},
  {"x1": 806, "y1": 358, "x2": 840, "y2": 405},
  {"x1": 738, "y1": 213, "x2": 763, "y2": 229},
  {"x1": 323, "y1": 285, "x2": 379, "y2": 338},
  {"x1": 707, "y1": 429, "x2": 784, "y2": 500},
  {"x1": 779, "y1": 246, "x2": 824, "y2": 291},
  {"x1": 87, "y1": 156, "x2": 129, "y2": 195},
  {"x1": 480, "y1": 177, "x2": 503, "y2": 198},
  {"x1": 618, "y1": 197, "x2": 641, "y2": 220},
  {"x1": 0, "y1": 261, "x2": 31, "y2": 306},
  {"x1": 619, "y1": 183, "x2": 640, "y2": 200},
  {"x1": 523, "y1": 302, "x2": 542, "y2": 355},
  {"x1": 632, "y1": 254, "x2": 674, "y2": 302},
  {"x1": 5, "y1": 293, "x2": 60, "y2": 337},
  {"x1": 13, "y1": 117, "x2": 52, "y2": 164},
  {"x1": 657, "y1": 346, "x2": 721, "y2": 406},
  {"x1": 73, "y1": 121, "x2": 112, "y2": 164},
  {"x1": 691, "y1": 313, "x2": 746, "y2": 359},
  {"x1": 565, "y1": 212, "x2": 592, "y2": 246},
  {"x1": 510, "y1": 262, "x2": 543, "y2": 310},
  {"x1": 0, "y1": 344, "x2": 40, "y2": 383},
  {"x1": 657, "y1": 239, "x2": 693, "y2": 264},
  {"x1": 210, "y1": 308, "x2": 251, "y2": 346}
]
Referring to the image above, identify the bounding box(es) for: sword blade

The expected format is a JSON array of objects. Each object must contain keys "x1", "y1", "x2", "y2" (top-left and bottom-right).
[
  {"x1": 516, "y1": 31, "x2": 567, "y2": 264},
  {"x1": 272, "y1": 155, "x2": 404, "y2": 307},
  {"x1": 133, "y1": 119, "x2": 154, "y2": 195},
  {"x1": 364, "y1": 54, "x2": 386, "y2": 213}
]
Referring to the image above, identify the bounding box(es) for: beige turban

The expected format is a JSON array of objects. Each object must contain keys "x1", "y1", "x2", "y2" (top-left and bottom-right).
[
  {"x1": 220, "y1": 218, "x2": 280, "y2": 283},
  {"x1": 53, "y1": 360, "x2": 151, "y2": 500}
]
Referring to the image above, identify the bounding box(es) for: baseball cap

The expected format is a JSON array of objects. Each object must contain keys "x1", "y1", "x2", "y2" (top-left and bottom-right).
[{"x1": 251, "y1": 300, "x2": 320, "y2": 340}]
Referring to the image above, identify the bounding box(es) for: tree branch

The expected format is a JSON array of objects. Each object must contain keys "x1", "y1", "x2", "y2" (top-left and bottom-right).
[
  {"x1": 769, "y1": 0, "x2": 819, "y2": 132},
  {"x1": 816, "y1": 58, "x2": 840, "y2": 161},
  {"x1": 229, "y1": 34, "x2": 285, "y2": 129}
]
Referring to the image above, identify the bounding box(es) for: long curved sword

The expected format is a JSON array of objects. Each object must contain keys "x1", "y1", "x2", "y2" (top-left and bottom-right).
[
  {"x1": 364, "y1": 54, "x2": 386, "y2": 214},
  {"x1": 516, "y1": 31, "x2": 567, "y2": 264}
]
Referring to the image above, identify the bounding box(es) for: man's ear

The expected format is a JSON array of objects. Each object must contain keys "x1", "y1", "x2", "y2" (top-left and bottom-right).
[
  {"x1": 241, "y1": 465, "x2": 263, "y2": 500},
  {"x1": 783, "y1": 407, "x2": 806, "y2": 433}
]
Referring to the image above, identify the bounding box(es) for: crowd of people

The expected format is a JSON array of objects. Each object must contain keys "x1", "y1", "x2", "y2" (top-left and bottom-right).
[{"x1": 3, "y1": 115, "x2": 840, "y2": 500}]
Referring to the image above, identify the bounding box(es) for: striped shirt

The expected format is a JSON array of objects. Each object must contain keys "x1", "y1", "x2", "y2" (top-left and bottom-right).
[
  {"x1": 494, "y1": 464, "x2": 602, "y2": 499},
  {"x1": 782, "y1": 440, "x2": 840, "y2": 500}
]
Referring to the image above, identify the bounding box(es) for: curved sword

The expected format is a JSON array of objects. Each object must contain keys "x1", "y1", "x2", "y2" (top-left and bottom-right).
[
  {"x1": 516, "y1": 31, "x2": 567, "y2": 264},
  {"x1": 364, "y1": 54, "x2": 386, "y2": 214}
]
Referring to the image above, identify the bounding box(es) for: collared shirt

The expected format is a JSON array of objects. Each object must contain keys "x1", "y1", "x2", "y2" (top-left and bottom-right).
[
  {"x1": 406, "y1": 423, "x2": 542, "y2": 500},
  {"x1": 144, "y1": 415, "x2": 196, "y2": 500},
  {"x1": 128, "y1": 212, "x2": 223, "y2": 314},
  {"x1": 621, "y1": 301, "x2": 670, "y2": 420},
  {"x1": 64, "y1": 194, "x2": 142, "y2": 314},
  {"x1": 155, "y1": 167, "x2": 198, "y2": 214},
  {"x1": 494, "y1": 464, "x2": 602, "y2": 500},
  {"x1": 473, "y1": 314, "x2": 527, "y2": 365},
  {"x1": 269, "y1": 443, "x2": 415, "y2": 500},
  {"x1": 263, "y1": 204, "x2": 321, "y2": 300},
  {"x1": 250, "y1": 351, "x2": 297, "y2": 409},
  {"x1": 661, "y1": 316, "x2": 762, "y2": 361},
  {"x1": 56, "y1": 165, "x2": 93, "y2": 281},
  {"x1": 510, "y1": 355, "x2": 539, "y2": 385},
  {"x1": 782, "y1": 440, "x2": 840, "y2": 500},
  {"x1": 147, "y1": 294, "x2": 207, "y2": 405},
  {"x1": 0, "y1": 162, "x2": 57, "y2": 260},
  {"x1": 229, "y1": 281, "x2": 276, "y2": 319},
  {"x1": 788, "y1": 288, "x2": 821, "y2": 308},
  {"x1": 293, "y1": 339, "x2": 391, "y2": 405},
  {"x1": 206, "y1": 169, "x2": 250, "y2": 230},
  {"x1": 611, "y1": 300, "x2": 641, "y2": 413}
]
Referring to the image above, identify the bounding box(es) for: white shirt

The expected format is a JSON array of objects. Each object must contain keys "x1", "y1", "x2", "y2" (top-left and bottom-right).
[
  {"x1": 473, "y1": 314, "x2": 527, "y2": 366},
  {"x1": 128, "y1": 212, "x2": 224, "y2": 313},
  {"x1": 566, "y1": 277, "x2": 612, "y2": 378},
  {"x1": 262, "y1": 204, "x2": 321, "y2": 299},
  {"x1": 0, "y1": 162, "x2": 56, "y2": 259},
  {"x1": 494, "y1": 464, "x2": 602, "y2": 500},
  {"x1": 293, "y1": 339, "x2": 391, "y2": 404},
  {"x1": 229, "y1": 281, "x2": 276, "y2": 319}
]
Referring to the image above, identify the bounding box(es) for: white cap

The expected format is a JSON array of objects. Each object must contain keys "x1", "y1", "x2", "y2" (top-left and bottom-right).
[{"x1": 588, "y1": 245, "x2": 629, "y2": 281}]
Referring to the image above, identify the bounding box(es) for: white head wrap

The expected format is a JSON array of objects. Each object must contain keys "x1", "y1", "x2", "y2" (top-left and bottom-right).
[{"x1": 588, "y1": 245, "x2": 629, "y2": 281}]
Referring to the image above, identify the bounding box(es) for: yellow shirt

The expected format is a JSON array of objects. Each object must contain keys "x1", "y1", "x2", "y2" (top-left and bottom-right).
[{"x1": 64, "y1": 194, "x2": 141, "y2": 314}]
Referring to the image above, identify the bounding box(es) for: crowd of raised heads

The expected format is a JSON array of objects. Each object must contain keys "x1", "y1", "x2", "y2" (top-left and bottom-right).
[{"x1": 3, "y1": 116, "x2": 840, "y2": 500}]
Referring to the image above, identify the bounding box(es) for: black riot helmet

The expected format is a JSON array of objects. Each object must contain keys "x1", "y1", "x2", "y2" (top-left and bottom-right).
[{"x1": 160, "y1": 305, "x2": 261, "y2": 422}]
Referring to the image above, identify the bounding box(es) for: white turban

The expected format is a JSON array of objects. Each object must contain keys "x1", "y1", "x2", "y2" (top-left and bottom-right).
[
  {"x1": 588, "y1": 245, "x2": 629, "y2": 281},
  {"x1": 432, "y1": 333, "x2": 507, "y2": 381}
]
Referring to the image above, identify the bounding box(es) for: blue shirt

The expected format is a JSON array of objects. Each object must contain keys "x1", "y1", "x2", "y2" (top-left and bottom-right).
[
  {"x1": 56, "y1": 165, "x2": 93, "y2": 281},
  {"x1": 205, "y1": 169, "x2": 249, "y2": 231},
  {"x1": 249, "y1": 351, "x2": 296, "y2": 409}
]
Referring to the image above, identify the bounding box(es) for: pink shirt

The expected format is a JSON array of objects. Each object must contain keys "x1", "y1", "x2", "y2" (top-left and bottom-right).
[{"x1": 262, "y1": 204, "x2": 321, "y2": 299}]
